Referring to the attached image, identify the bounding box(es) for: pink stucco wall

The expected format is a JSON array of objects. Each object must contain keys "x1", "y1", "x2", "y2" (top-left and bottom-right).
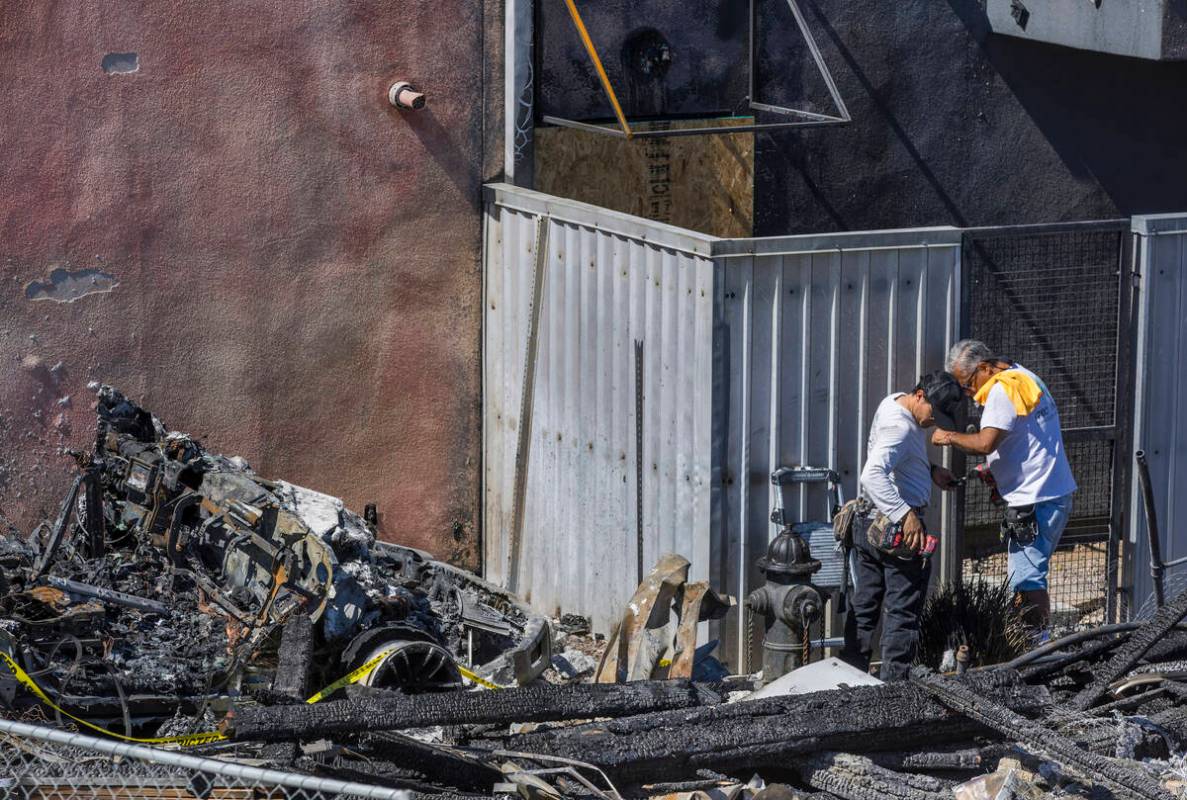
[{"x1": 0, "y1": 2, "x2": 499, "y2": 568}]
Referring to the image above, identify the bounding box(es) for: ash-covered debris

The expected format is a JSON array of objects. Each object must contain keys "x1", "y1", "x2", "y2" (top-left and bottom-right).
[
  {"x1": 0, "y1": 386, "x2": 551, "y2": 727},
  {"x1": 6, "y1": 386, "x2": 1187, "y2": 799}
]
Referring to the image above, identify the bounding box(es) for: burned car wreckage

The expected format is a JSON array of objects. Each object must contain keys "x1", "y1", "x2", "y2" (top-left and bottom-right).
[
  {"x1": 8, "y1": 387, "x2": 1187, "y2": 799},
  {"x1": 0, "y1": 385, "x2": 550, "y2": 725}
]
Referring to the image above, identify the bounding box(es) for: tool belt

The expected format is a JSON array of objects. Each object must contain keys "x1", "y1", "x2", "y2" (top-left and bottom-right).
[
  {"x1": 833, "y1": 497, "x2": 869, "y2": 549},
  {"x1": 1000, "y1": 504, "x2": 1039, "y2": 546},
  {"x1": 835, "y1": 498, "x2": 934, "y2": 560}
]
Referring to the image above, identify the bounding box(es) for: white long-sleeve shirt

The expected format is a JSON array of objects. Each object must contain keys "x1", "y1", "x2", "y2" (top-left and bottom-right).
[{"x1": 860, "y1": 393, "x2": 932, "y2": 523}]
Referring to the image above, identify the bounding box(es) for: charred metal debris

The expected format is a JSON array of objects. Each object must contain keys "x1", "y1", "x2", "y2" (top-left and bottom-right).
[{"x1": 6, "y1": 388, "x2": 1187, "y2": 799}]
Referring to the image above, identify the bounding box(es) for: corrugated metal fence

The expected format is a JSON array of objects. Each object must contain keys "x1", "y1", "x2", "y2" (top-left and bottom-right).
[
  {"x1": 483, "y1": 184, "x2": 960, "y2": 665},
  {"x1": 714, "y1": 232, "x2": 961, "y2": 663},
  {"x1": 483, "y1": 187, "x2": 717, "y2": 627},
  {"x1": 1129, "y1": 213, "x2": 1187, "y2": 618}
]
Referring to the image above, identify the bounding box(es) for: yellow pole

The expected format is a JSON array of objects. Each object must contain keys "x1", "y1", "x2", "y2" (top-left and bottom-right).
[{"x1": 561, "y1": 0, "x2": 634, "y2": 139}]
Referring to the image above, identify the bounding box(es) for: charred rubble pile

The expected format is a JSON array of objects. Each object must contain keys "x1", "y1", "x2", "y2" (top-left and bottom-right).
[
  {"x1": 0, "y1": 388, "x2": 551, "y2": 735},
  {"x1": 5, "y1": 389, "x2": 1187, "y2": 799}
]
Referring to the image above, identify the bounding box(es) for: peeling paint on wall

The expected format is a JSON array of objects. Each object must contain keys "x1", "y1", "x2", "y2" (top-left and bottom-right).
[
  {"x1": 101, "y1": 53, "x2": 139, "y2": 74},
  {"x1": 24, "y1": 267, "x2": 119, "y2": 303}
]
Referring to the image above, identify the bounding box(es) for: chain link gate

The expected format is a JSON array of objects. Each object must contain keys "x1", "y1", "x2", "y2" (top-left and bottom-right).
[{"x1": 957, "y1": 221, "x2": 1135, "y2": 631}]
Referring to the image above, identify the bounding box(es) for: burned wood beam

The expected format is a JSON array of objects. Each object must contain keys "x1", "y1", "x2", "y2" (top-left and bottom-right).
[
  {"x1": 911, "y1": 668, "x2": 1172, "y2": 800},
  {"x1": 1084, "y1": 687, "x2": 1174, "y2": 718},
  {"x1": 302, "y1": 755, "x2": 436, "y2": 791},
  {"x1": 870, "y1": 747, "x2": 986, "y2": 772},
  {"x1": 260, "y1": 741, "x2": 300, "y2": 766},
  {"x1": 796, "y1": 752, "x2": 953, "y2": 800},
  {"x1": 492, "y1": 672, "x2": 1049, "y2": 783},
  {"x1": 1064, "y1": 715, "x2": 1174, "y2": 760},
  {"x1": 1140, "y1": 631, "x2": 1187, "y2": 664},
  {"x1": 226, "y1": 680, "x2": 722, "y2": 741},
  {"x1": 361, "y1": 732, "x2": 504, "y2": 792},
  {"x1": 271, "y1": 614, "x2": 314, "y2": 701},
  {"x1": 1069, "y1": 587, "x2": 1187, "y2": 711}
]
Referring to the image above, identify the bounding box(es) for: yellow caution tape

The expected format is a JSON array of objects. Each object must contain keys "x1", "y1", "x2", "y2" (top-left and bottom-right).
[
  {"x1": 456, "y1": 664, "x2": 503, "y2": 691},
  {"x1": 0, "y1": 652, "x2": 226, "y2": 747},
  {"x1": 304, "y1": 649, "x2": 505, "y2": 700},
  {"x1": 304, "y1": 648, "x2": 399, "y2": 704},
  {"x1": 3, "y1": 646, "x2": 504, "y2": 747}
]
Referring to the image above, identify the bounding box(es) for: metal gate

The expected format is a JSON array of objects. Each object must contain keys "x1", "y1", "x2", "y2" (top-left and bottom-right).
[{"x1": 958, "y1": 221, "x2": 1135, "y2": 629}]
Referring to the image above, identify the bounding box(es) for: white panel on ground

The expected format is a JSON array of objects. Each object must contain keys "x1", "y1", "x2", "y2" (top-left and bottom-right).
[{"x1": 745, "y1": 657, "x2": 883, "y2": 700}]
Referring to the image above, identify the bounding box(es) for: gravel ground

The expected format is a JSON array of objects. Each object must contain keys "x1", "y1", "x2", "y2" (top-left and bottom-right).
[{"x1": 963, "y1": 541, "x2": 1109, "y2": 630}]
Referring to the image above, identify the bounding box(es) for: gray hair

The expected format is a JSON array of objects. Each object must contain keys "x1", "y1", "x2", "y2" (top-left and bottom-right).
[{"x1": 945, "y1": 339, "x2": 996, "y2": 375}]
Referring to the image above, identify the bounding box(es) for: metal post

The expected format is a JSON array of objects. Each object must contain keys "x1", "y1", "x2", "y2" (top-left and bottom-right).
[
  {"x1": 508, "y1": 216, "x2": 550, "y2": 592},
  {"x1": 504, "y1": 0, "x2": 534, "y2": 186},
  {"x1": 635, "y1": 339, "x2": 645, "y2": 586},
  {"x1": 1136, "y1": 450, "x2": 1165, "y2": 608},
  {"x1": 1107, "y1": 230, "x2": 1140, "y2": 622}
]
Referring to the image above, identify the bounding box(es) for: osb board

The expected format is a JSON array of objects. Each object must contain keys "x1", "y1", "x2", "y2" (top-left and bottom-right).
[{"x1": 534, "y1": 120, "x2": 753, "y2": 237}]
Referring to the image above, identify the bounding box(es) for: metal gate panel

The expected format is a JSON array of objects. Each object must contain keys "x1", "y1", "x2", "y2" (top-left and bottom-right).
[{"x1": 960, "y1": 221, "x2": 1132, "y2": 628}]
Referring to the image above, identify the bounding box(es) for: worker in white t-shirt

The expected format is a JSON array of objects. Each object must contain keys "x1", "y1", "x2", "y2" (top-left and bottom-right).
[{"x1": 932, "y1": 339, "x2": 1077, "y2": 634}]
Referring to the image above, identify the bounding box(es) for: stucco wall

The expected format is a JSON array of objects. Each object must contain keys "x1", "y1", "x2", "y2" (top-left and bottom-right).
[
  {"x1": 754, "y1": 0, "x2": 1187, "y2": 234},
  {"x1": 534, "y1": 0, "x2": 1187, "y2": 234},
  {"x1": 0, "y1": 2, "x2": 499, "y2": 568}
]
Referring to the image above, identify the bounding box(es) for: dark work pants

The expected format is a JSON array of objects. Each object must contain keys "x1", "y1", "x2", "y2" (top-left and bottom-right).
[{"x1": 840, "y1": 536, "x2": 931, "y2": 682}]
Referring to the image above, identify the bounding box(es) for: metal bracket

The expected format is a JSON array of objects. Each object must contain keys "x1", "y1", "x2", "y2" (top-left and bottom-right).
[
  {"x1": 544, "y1": 0, "x2": 851, "y2": 139},
  {"x1": 1010, "y1": 0, "x2": 1030, "y2": 29},
  {"x1": 508, "y1": 216, "x2": 551, "y2": 593}
]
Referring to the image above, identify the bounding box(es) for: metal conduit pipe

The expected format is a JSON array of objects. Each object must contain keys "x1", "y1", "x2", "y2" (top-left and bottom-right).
[
  {"x1": 388, "y1": 81, "x2": 426, "y2": 110},
  {"x1": 0, "y1": 719, "x2": 411, "y2": 800},
  {"x1": 972, "y1": 624, "x2": 1137, "y2": 673},
  {"x1": 1002, "y1": 623, "x2": 1139, "y2": 670},
  {"x1": 1137, "y1": 450, "x2": 1167, "y2": 608},
  {"x1": 976, "y1": 622, "x2": 1187, "y2": 673}
]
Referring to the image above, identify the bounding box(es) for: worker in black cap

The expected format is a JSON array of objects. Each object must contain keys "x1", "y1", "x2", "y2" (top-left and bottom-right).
[{"x1": 838, "y1": 371, "x2": 963, "y2": 680}]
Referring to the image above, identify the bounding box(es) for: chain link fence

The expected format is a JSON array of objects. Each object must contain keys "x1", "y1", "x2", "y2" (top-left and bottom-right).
[
  {"x1": 0, "y1": 717, "x2": 408, "y2": 800},
  {"x1": 960, "y1": 223, "x2": 1129, "y2": 632},
  {"x1": 961, "y1": 445, "x2": 1113, "y2": 633}
]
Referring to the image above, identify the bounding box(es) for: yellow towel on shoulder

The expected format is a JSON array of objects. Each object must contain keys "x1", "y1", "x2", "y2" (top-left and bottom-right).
[{"x1": 974, "y1": 369, "x2": 1043, "y2": 415}]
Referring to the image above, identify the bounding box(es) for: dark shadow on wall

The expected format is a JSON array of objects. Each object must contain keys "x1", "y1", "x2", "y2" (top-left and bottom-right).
[
  {"x1": 797, "y1": 0, "x2": 971, "y2": 229},
  {"x1": 754, "y1": 0, "x2": 988, "y2": 235},
  {"x1": 754, "y1": 0, "x2": 1187, "y2": 236},
  {"x1": 947, "y1": 0, "x2": 1187, "y2": 217},
  {"x1": 405, "y1": 109, "x2": 482, "y2": 207}
]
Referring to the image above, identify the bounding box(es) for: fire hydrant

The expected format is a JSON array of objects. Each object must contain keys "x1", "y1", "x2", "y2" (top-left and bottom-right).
[{"x1": 745, "y1": 528, "x2": 825, "y2": 680}]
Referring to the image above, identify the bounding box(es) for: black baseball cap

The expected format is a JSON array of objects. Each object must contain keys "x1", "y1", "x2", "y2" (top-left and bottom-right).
[{"x1": 918, "y1": 371, "x2": 963, "y2": 431}]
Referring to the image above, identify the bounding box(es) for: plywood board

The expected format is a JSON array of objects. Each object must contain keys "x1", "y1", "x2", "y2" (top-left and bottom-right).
[{"x1": 534, "y1": 120, "x2": 753, "y2": 237}]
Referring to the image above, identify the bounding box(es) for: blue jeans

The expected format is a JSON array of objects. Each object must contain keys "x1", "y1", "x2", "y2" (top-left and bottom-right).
[{"x1": 1007, "y1": 494, "x2": 1074, "y2": 592}]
